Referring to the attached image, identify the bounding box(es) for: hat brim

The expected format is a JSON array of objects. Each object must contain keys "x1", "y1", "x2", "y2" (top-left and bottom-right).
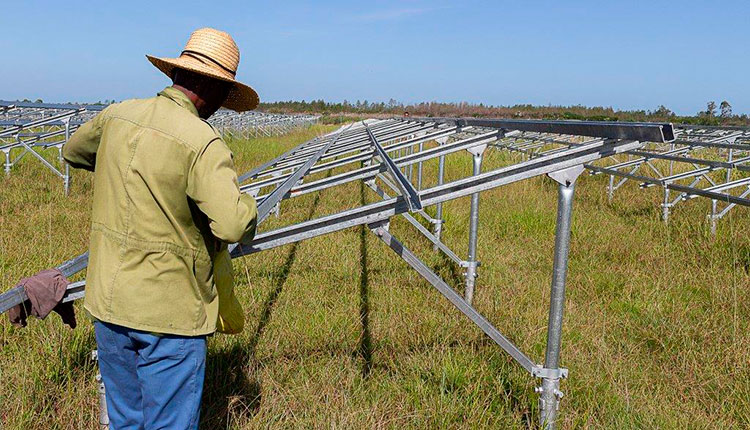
[{"x1": 146, "y1": 54, "x2": 259, "y2": 112}]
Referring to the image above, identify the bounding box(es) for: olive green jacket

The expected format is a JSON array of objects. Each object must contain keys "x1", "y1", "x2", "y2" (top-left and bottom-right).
[{"x1": 63, "y1": 87, "x2": 257, "y2": 336}]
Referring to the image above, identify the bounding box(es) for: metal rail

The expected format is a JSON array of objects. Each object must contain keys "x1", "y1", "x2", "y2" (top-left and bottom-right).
[{"x1": 406, "y1": 116, "x2": 675, "y2": 142}]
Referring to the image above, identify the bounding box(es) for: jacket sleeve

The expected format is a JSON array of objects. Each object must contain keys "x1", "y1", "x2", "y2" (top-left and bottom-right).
[
  {"x1": 187, "y1": 138, "x2": 258, "y2": 245},
  {"x1": 62, "y1": 109, "x2": 108, "y2": 171}
]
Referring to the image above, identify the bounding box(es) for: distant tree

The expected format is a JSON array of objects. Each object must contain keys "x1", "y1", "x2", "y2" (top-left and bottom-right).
[
  {"x1": 653, "y1": 105, "x2": 673, "y2": 117},
  {"x1": 706, "y1": 101, "x2": 717, "y2": 117},
  {"x1": 720, "y1": 100, "x2": 732, "y2": 118},
  {"x1": 34, "y1": 98, "x2": 43, "y2": 103}
]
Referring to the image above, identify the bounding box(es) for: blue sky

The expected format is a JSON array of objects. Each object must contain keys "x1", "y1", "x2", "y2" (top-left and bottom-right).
[{"x1": 1, "y1": 1, "x2": 748, "y2": 115}]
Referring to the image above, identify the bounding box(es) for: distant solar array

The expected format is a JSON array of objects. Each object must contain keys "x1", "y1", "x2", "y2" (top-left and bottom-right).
[
  {"x1": 485, "y1": 123, "x2": 749, "y2": 234},
  {"x1": 0, "y1": 100, "x2": 318, "y2": 193}
]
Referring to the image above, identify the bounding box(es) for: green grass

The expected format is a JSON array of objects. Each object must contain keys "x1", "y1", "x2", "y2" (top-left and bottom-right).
[{"x1": 1, "y1": 124, "x2": 749, "y2": 429}]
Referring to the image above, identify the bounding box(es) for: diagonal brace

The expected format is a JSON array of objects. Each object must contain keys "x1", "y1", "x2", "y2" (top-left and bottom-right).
[
  {"x1": 368, "y1": 221, "x2": 537, "y2": 373},
  {"x1": 363, "y1": 123, "x2": 422, "y2": 212}
]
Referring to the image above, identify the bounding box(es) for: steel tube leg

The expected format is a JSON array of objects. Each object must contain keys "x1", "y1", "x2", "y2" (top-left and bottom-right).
[
  {"x1": 538, "y1": 182, "x2": 576, "y2": 429},
  {"x1": 64, "y1": 121, "x2": 71, "y2": 195},
  {"x1": 433, "y1": 138, "x2": 448, "y2": 250},
  {"x1": 661, "y1": 188, "x2": 670, "y2": 224},
  {"x1": 408, "y1": 145, "x2": 414, "y2": 181},
  {"x1": 64, "y1": 163, "x2": 70, "y2": 195},
  {"x1": 417, "y1": 142, "x2": 424, "y2": 190},
  {"x1": 464, "y1": 150, "x2": 484, "y2": 304},
  {"x1": 710, "y1": 199, "x2": 718, "y2": 237},
  {"x1": 4, "y1": 151, "x2": 10, "y2": 176},
  {"x1": 92, "y1": 350, "x2": 110, "y2": 429}
]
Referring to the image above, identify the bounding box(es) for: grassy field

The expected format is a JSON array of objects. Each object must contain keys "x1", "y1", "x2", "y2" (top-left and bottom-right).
[{"x1": 1, "y1": 124, "x2": 749, "y2": 429}]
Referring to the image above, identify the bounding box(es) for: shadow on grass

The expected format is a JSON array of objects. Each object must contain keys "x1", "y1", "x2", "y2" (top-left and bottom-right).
[
  {"x1": 201, "y1": 170, "x2": 331, "y2": 427},
  {"x1": 432, "y1": 249, "x2": 465, "y2": 292},
  {"x1": 201, "y1": 343, "x2": 260, "y2": 428}
]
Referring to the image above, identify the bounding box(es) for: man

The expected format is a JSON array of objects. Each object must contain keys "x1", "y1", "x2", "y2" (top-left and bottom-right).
[{"x1": 63, "y1": 28, "x2": 258, "y2": 429}]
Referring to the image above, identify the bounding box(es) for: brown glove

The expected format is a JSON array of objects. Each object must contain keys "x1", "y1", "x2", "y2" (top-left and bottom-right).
[{"x1": 8, "y1": 268, "x2": 76, "y2": 329}]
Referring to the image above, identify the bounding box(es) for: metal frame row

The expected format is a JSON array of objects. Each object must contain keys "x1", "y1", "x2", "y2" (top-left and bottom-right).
[
  {"x1": 1, "y1": 115, "x2": 675, "y2": 428},
  {"x1": 0, "y1": 100, "x2": 318, "y2": 193},
  {"x1": 472, "y1": 121, "x2": 749, "y2": 234},
  {"x1": 210, "y1": 110, "x2": 318, "y2": 139}
]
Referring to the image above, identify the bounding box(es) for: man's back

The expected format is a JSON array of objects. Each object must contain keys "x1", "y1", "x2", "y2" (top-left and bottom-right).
[{"x1": 63, "y1": 87, "x2": 257, "y2": 336}]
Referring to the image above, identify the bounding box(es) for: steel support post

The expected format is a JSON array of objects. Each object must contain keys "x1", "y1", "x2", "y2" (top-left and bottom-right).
[
  {"x1": 661, "y1": 187, "x2": 671, "y2": 223},
  {"x1": 63, "y1": 120, "x2": 71, "y2": 195},
  {"x1": 92, "y1": 350, "x2": 109, "y2": 429},
  {"x1": 417, "y1": 141, "x2": 424, "y2": 190},
  {"x1": 709, "y1": 199, "x2": 718, "y2": 236},
  {"x1": 537, "y1": 165, "x2": 583, "y2": 430},
  {"x1": 433, "y1": 137, "x2": 448, "y2": 250},
  {"x1": 3, "y1": 150, "x2": 10, "y2": 176},
  {"x1": 408, "y1": 145, "x2": 414, "y2": 181},
  {"x1": 464, "y1": 144, "x2": 487, "y2": 304}
]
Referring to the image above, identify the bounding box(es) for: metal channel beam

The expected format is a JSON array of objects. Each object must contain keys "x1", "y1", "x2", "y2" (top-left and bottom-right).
[
  {"x1": 364, "y1": 122, "x2": 422, "y2": 211},
  {"x1": 404, "y1": 117, "x2": 675, "y2": 143}
]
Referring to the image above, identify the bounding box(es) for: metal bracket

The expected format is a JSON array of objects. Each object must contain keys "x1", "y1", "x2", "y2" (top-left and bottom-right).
[
  {"x1": 547, "y1": 165, "x2": 584, "y2": 187},
  {"x1": 459, "y1": 260, "x2": 481, "y2": 269},
  {"x1": 467, "y1": 143, "x2": 488, "y2": 157},
  {"x1": 531, "y1": 366, "x2": 569, "y2": 379},
  {"x1": 368, "y1": 219, "x2": 390, "y2": 234}
]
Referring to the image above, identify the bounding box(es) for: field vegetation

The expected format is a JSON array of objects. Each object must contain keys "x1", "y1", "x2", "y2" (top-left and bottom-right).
[{"x1": 0, "y1": 124, "x2": 748, "y2": 429}]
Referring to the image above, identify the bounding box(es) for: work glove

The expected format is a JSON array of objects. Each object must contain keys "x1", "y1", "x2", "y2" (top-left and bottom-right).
[
  {"x1": 8, "y1": 268, "x2": 76, "y2": 329},
  {"x1": 214, "y1": 248, "x2": 244, "y2": 334}
]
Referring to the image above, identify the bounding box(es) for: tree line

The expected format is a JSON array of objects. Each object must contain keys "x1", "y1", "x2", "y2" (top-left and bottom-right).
[
  {"x1": 258, "y1": 99, "x2": 748, "y2": 126},
  {"x1": 16, "y1": 97, "x2": 747, "y2": 126}
]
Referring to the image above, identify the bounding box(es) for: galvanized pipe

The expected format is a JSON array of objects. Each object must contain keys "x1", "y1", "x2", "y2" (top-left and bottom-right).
[
  {"x1": 417, "y1": 141, "x2": 424, "y2": 190},
  {"x1": 662, "y1": 187, "x2": 670, "y2": 223},
  {"x1": 433, "y1": 138, "x2": 448, "y2": 249},
  {"x1": 3, "y1": 150, "x2": 10, "y2": 176},
  {"x1": 92, "y1": 350, "x2": 110, "y2": 429},
  {"x1": 538, "y1": 182, "x2": 576, "y2": 430},
  {"x1": 64, "y1": 121, "x2": 71, "y2": 195},
  {"x1": 464, "y1": 150, "x2": 484, "y2": 304}
]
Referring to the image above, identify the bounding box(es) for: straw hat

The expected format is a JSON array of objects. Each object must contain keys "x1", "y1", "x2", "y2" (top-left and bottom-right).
[{"x1": 146, "y1": 28, "x2": 259, "y2": 112}]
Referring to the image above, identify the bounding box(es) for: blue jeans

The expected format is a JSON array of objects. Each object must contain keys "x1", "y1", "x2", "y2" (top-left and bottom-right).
[{"x1": 94, "y1": 321, "x2": 207, "y2": 430}]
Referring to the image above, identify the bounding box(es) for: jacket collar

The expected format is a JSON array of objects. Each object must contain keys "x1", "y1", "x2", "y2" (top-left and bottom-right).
[{"x1": 158, "y1": 86, "x2": 200, "y2": 117}]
